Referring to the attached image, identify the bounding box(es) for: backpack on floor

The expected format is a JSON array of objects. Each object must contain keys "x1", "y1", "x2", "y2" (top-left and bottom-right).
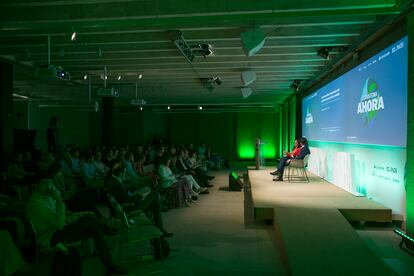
[
  {"x1": 50, "y1": 246, "x2": 82, "y2": 276},
  {"x1": 151, "y1": 237, "x2": 170, "y2": 259}
]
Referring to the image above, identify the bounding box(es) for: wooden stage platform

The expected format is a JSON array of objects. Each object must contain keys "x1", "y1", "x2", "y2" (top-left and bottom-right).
[
  {"x1": 247, "y1": 168, "x2": 396, "y2": 275},
  {"x1": 248, "y1": 168, "x2": 392, "y2": 223}
]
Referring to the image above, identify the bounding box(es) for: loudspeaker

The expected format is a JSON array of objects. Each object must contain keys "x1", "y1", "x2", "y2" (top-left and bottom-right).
[
  {"x1": 229, "y1": 172, "x2": 243, "y2": 191},
  {"x1": 241, "y1": 87, "x2": 253, "y2": 99},
  {"x1": 241, "y1": 71, "x2": 256, "y2": 86},
  {"x1": 241, "y1": 28, "x2": 266, "y2": 57}
]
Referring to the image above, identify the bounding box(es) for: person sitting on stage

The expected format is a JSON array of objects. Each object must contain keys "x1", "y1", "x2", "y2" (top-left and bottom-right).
[
  {"x1": 273, "y1": 137, "x2": 311, "y2": 181},
  {"x1": 270, "y1": 139, "x2": 301, "y2": 176}
]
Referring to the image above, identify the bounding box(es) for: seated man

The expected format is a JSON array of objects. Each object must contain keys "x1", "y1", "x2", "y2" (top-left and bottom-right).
[
  {"x1": 274, "y1": 137, "x2": 310, "y2": 181},
  {"x1": 81, "y1": 151, "x2": 104, "y2": 188},
  {"x1": 106, "y1": 161, "x2": 173, "y2": 238},
  {"x1": 270, "y1": 139, "x2": 301, "y2": 176},
  {"x1": 26, "y1": 175, "x2": 126, "y2": 275}
]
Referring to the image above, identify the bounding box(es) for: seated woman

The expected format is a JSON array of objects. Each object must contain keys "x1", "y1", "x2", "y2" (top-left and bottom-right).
[
  {"x1": 170, "y1": 155, "x2": 208, "y2": 195},
  {"x1": 158, "y1": 155, "x2": 194, "y2": 207},
  {"x1": 270, "y1": 139, "x2": 300, "y2": 176}
]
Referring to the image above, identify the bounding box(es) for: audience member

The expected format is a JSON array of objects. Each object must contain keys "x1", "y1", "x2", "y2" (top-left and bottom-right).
[
  {"x1": 106, "y1": 160, "x2": 173, "y2": 237},
  {"x1": 26, "y1": 176, "x2": 127, "y2": 275}
]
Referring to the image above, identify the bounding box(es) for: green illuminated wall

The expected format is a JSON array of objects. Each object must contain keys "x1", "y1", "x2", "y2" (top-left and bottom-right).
[
  {"x1": 279, "y1": 95, "x2": 299, "y2": 155},
  {"x1": 290, "y1": 97, "x2": 296, "y2": 146},
  {"x1": 236, "y1": 112, "x2": 278, "y2": 159},
  {"x1": 309, "y1": 140, "x2": 406, "y2": 217},
  {"x1": 407, "y1": 12, "x2": 414, "y2": 234}
]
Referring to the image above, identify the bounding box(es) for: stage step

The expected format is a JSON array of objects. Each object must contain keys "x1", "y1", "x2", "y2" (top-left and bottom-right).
[{"x1": 274, "y1": 207, "x2": 397, "y2": 276}]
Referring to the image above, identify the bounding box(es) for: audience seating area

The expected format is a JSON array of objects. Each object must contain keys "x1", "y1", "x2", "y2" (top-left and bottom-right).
[{"x1": 0, "y1": 140, "x2": 227, "y2": 275}]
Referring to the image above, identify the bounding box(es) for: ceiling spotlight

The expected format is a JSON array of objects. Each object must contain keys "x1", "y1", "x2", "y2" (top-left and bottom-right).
[
  {"x1": 317, "y1": 47, "x2": 331, "y2": 60},
  {"x1": 140, "y1": 107, "x2": 143, "y2": 111},
  {"x1": 105, "y1": 76, "x2": 108, "y2": 80},
  {"x1": 290, "y1": 79, "x2": 302, "y2": 92},
  {"x1": 198, "y1": 106, "x2": 203, "y2": 110},
  {"x1": 71, "y1": 31, "x2": 77, "y2": 41},
  {"x1": 201, "y1": 76, "x2": 222, "y2": 91},
  {"x1": 167, "y1": 106, "x2": 171, "y2": 110},
  {"x1": 212, "y1": 76, "x2": 222, "y2": 85},
  {"x1": 117, "y1": 76, "x2": 121, "y2": 80},
  {"x1": 192, "y1": 43, "x2": 213, "y2": 58},
  {"x1": 84, "y1": 74, "x2": 87, "y2": 80},
  {"x1": 139, "y1": 74, "x2": 143, "y2": 79}
]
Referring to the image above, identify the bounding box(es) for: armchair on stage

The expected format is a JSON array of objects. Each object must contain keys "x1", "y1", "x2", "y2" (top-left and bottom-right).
[
  {"x1": 286, "y1": 154, "x2": 310, "y2": 182},
  {"x1": 255, "y1": 139, "x2": 266, "y2": 170}
]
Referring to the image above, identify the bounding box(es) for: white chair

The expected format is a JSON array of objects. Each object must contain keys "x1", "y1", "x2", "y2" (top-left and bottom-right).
[{"x1": 287, "y1": 154, "x2": 310, "y2": 182}]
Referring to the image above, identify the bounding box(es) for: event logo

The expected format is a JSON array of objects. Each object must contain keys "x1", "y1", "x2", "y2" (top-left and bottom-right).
[
  {"x1": 357, "y1": 78, "x2": 384, "y2": 125},
  {"x1": 305, "y1": 105, "x2": 313, "y2": 125}
]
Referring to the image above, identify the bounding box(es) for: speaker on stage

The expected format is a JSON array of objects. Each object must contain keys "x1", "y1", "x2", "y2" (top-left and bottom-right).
[{"x1": 229, "y1": 171, "x2": 243, "y2": 191}]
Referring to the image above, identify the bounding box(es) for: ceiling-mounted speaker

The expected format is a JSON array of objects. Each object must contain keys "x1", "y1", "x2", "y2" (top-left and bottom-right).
[
  {"x1": 241, "y1": 87, "x2": 253, "y2": 99},
  {"x1": 241, "y1": 71, "x2": 256, "y2": 86},
  {"x1": 241, "y1": 28, "x2": 266, "y2": 57}
]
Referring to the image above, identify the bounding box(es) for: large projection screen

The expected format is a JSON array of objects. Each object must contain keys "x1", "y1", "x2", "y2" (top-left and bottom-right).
[{"x1": 302, "y1": 36, "x2": 407, "y2": 218}]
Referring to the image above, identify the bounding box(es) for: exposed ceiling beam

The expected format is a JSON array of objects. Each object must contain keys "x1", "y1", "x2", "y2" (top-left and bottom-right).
[{"x1": 0, "y1": 5, "x2": 399, "y2": 31}]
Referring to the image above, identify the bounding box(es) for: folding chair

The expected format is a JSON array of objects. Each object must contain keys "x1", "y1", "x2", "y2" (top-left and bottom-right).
[{"x1": 287, "y1": 154, "x2": 310, "y2": 182}]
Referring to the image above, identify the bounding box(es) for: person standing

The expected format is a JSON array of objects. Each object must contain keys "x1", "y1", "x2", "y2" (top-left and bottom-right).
[{"x1": 46, "y1": 116, "x2": 59, "y2": 153}]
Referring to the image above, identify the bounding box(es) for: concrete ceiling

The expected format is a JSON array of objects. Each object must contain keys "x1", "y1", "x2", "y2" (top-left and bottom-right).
[{"x1": 0, "y1": 0, "x2": 411, "y2": 108}]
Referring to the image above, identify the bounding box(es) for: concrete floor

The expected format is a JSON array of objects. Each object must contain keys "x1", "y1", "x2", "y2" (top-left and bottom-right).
[{"x1": 119, "y1": 170, "x2": 287, "y2": 275}]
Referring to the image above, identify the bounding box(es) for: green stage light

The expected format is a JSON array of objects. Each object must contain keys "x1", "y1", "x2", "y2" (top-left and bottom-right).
[
  {"x1": 394, "y1": 229, "x2": 414, "y2": 243},
  {"x1": 231, "y1": 171, "x2": 238, "y2": 179}
]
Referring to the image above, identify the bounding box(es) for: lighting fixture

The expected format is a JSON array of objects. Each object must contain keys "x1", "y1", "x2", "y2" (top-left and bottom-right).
[
  {"x1": 84, "y1": 75, "x2": 88, "y2": 80},
  {"x1": 170, "y1": 30, "x2": 195, "y2": 64},
  {"x1": 317, "y1": 47, "x2": 331, "y2": 59},
  {"x1": 317, "y1": 46, "x2": 349, "y2": 60},
  {"x1": 198, "y1": 106, "x2": 203, "y2": 110},
  {"x1": 290, "y1": 79, "x2": 302, "y2": 92},
  {"x1": 167, "y1": 106, "x2": 171, "y2": 110},
  {"x1": 13, "y1": 93, "x2": 28, "y2": 99},
  {"x1": 140, "y1": 107, "x2": 143, "y2": 111},
  {"x1": 201, "y1": 76, "x2": 222, "y2": 91},
  {"x1": 394, "y1": 228, "x2": 414, "y2": 253},
  {"x1": 117, "y1": 76, "x2": 121, "y2": 80},
  {"x1": 139, "y1": 74, "x2": 142, "y2": 79},
  {"x1": 71, "y1": 31, "x2": 77, "y2": 41},
  {"x1": 192, "y1": 43, "x2": 214, "y2": 58}
]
